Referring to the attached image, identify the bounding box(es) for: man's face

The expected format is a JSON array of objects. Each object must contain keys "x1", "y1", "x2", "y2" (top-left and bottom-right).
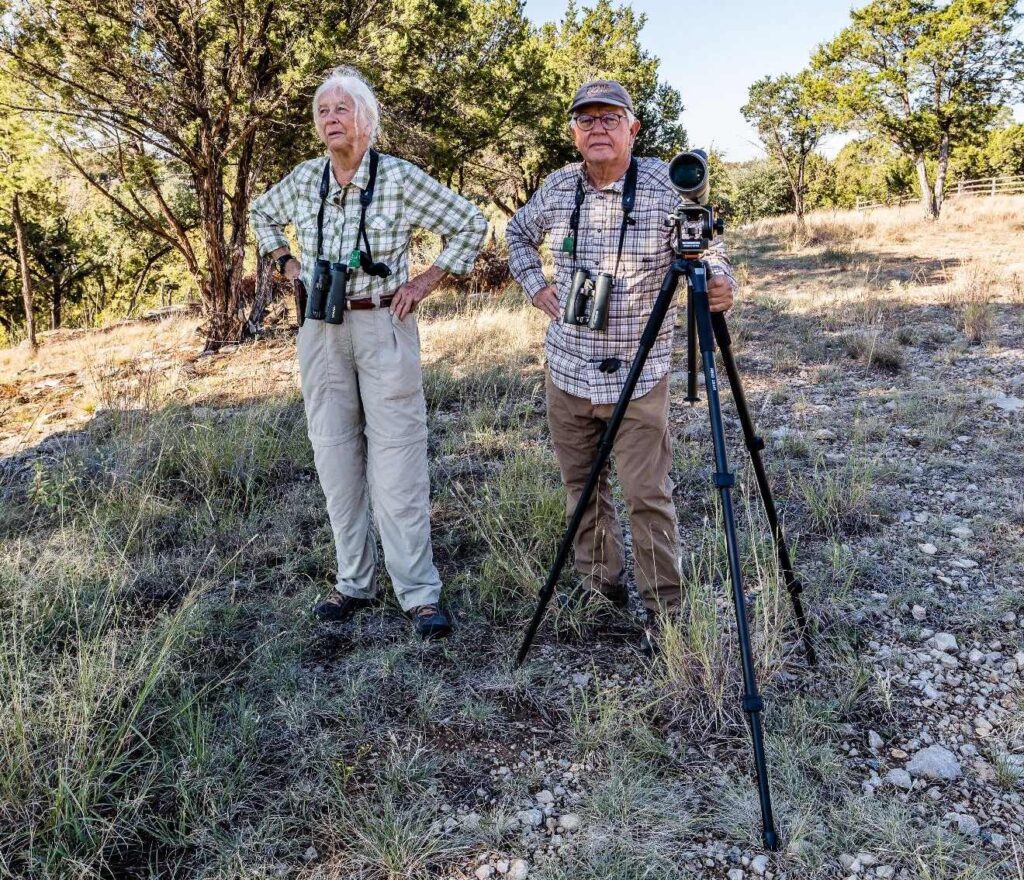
[
  {"x1": 570, "y1": 102, "x2": 641, "y2": 166},
  {"x1": 315, "y1": 88, "x2": 362, "y2": 152}
]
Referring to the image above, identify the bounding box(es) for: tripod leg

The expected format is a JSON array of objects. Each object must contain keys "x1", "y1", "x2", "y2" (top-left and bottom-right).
[
  {"x1": 515, "y1": 262, "x2": 685, "y2": 668},
  {"x1": 690, "y1": 261, "x2": 780, "y2": 851},
  {"x1": 685, "y1": 286, "x2": 698, "y2": 403},
  {"x1": 711, "y1": 312, "x2": 816, "y2": 666}
]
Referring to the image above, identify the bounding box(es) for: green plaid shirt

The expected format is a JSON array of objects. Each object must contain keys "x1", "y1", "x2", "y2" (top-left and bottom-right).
[{"x1": 250, "y1": 151, "x2": 487, "y2": 299}]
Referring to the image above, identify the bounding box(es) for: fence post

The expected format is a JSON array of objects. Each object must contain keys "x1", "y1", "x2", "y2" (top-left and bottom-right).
[{"x1": 992, "y1": 178, "x2": 997, "y2": 196}]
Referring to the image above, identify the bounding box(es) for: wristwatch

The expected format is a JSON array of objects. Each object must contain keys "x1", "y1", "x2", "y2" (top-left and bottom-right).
[{"x1": 276, "y1": 253, "x2": 296, "y2": 274}]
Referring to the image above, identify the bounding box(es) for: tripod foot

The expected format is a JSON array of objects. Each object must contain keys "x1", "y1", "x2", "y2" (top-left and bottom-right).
[{"x1": 763, "y1": 829, "x2": 781, "y2": 852}]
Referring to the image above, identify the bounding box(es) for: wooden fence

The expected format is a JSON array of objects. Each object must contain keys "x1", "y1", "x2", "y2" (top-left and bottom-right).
[{"x1": 854, "y1": 174, "x2": 1024, "y2": 210}]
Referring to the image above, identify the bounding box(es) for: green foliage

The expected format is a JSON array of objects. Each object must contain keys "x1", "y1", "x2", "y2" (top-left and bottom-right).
[
  {"x1": 742, "y1": 71, "x2": 831, "y2": 218},
  {"x1": 726, "y1": 160, "x2": 793, "y2": 223},
  {"x1": 813, "y1": 0, "x2": 1024, "y2": 216}
]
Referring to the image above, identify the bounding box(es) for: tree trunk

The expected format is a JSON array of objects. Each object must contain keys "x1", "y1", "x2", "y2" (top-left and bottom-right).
[
  {"x1": 51, "y1": 275, "x2": 62, "y2": 330},
  {"x1": 914, "y1": 156, "x2": 938, "y2": 219},
  {"x1": 12, "y1": 194, "x2": 37, "y2": 351},
  {"x1": 244, "y1": 252, "x2": 276, "y2": 336},
  {"x1": 933, "y1": 133, "x2": 950, "y2": 217}
]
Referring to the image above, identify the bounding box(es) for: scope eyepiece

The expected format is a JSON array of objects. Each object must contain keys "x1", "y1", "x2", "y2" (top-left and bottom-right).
[{"x1": 668, "y1": 149, "x2": 710, "y2": 204}]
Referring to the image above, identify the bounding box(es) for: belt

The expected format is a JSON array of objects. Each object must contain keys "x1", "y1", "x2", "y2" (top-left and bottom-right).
[{"x1": 347, "y1": 294, "x2": 394, "y2": 311}]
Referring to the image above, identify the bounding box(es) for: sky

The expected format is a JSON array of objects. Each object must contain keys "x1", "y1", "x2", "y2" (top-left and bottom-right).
[{"x1": 522, "y1": 0, "x2": 1024, "y2": 162}]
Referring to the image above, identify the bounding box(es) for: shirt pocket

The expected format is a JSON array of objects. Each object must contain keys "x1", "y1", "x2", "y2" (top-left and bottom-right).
[
  {"x1": 364, "y1": 211, "x2": 406, "y2": 263},
  {"x1": 292, "y1": 208, "x2": 323, "y2": 262}
]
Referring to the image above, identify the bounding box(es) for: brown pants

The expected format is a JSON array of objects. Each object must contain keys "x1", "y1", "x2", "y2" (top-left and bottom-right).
[{"x1": 546, "y1": 371, "x2": 682, "y2": 611}]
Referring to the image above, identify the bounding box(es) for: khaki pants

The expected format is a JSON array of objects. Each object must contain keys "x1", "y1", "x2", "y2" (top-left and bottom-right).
[
  {"x1": 297, "y1": 308, "x2": 441, "y2": 612},
  {"x1": 546, "y1": 371, "x2": 682, "y2": 611}
]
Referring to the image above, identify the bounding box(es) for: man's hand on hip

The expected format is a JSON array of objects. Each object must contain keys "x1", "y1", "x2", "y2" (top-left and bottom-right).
[
  {"x1": 532, "y1": 284, "x2": 561, "y2": 320},
  {"x1": 708, "y1": 274, "x2": 734, "y2": 313}
]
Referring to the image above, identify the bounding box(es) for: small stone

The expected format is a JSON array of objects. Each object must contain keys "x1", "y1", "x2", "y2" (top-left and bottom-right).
[
  {"x1": 919, "y1": 543, "x2": 938, "y2": 556},
  {"x1": 558, "y1": 814, "x2": 581, "y2": 832},
  {"x1": 750, "y1": 854, "x2": 769, "y2": 875},
  {"x1": 517, "y1": 809, "x2": 543, "y2": 828},
  {"x1": 508, "y1": 860, "x2": 529, "y2": 880},
  {"x1": 857, "y1": 853, "x2": 877, "y2": 867},
  {"x1": 886, "y1": 769, "x2": 913, "y2": 790},
  {"x1": 535, "y1": 789, "x2": 555, "y2": 805},
  {"x1": 912, "y1": 605, "x2": 927, "y2": 621},
  {"x1": 1001, "y1": 612, "x2": 1017, "y2": 626},
  {"x1": 303, "y1": 846, "x2": 318, "y2": 862},
  {"x1": 931, "y1": 633, "x2": 959, "y2": 653},
  {"x1": 956, "y1": 814, "x2": 981, "y2": 836},
  {"x1": 876, "y1": 867, "x2": 895, "y2": 879},
  {"x1": 990, "y1": 394, "x2": 1024, "y2": 412},
  {"x1": 907, "y1": 745, "x2": 961, "y2": 781},
  {"x1": 496, "y1": 860, "x2": 509, "y2": 875},
  {"x1": 728, "y1": 870, "x2": 745, "y2": 880},
  {"x1": 868, "y1": 730, "x2": 884, "y2": 751},
  {"x1": 839, "y1": 853, "x2": 858, "y2": 871},
  {"x1": 950, "y1": 526, "x2": 974, "y2": 539},
  {"x1": 476, "y1": 866, "x2": 494, "y2": 880}
]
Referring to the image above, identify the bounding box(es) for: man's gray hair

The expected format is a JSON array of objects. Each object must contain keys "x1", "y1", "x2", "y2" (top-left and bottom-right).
[{"x1": 312, "y1": 66, "x2": 380, "y2": 144}]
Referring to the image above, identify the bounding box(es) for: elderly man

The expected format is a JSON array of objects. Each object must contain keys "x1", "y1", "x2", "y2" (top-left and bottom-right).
[
  {"x1": 506, "y1": 80, "x2": 736, "y2": 652},
  {"x1": 250, "y1": 67, "x2": 486, "y2": 639}
]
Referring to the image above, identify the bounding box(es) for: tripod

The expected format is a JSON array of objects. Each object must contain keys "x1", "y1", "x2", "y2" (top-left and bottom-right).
[{"x1": 514, "y1": 255, "x2": 816, "y2": 851}]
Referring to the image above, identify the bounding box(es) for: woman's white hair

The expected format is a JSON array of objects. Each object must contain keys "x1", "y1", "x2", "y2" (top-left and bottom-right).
[{"x1": 312, "y1": 66, "x2": 380, "y2": 145}]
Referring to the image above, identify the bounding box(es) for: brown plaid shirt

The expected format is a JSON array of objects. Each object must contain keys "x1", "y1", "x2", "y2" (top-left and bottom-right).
[{"x1": 506, "y1": 156, "x2": 736, "y2": 404}]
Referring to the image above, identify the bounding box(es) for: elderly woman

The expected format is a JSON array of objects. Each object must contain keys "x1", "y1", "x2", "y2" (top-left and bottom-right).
[{"x1": 250, "y1": 67, "x2": 486, "y2": 639}]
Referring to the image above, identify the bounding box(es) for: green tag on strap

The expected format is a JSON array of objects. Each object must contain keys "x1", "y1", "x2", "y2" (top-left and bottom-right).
[
  {"x1": 348, "y1": 248, "x2": 361, "y2": 269},
  {"x1": 561, "y1": 235, "x2": 575, "y2": 253}
]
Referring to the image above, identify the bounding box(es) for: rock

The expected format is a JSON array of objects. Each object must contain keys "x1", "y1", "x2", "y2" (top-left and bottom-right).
[
  {"x1": 950, "y1": 526, "x2": 974, "y2": 539},
  {"x1": 886, "y1": 768, "x2": 913, "y2": 790},
  {"x1": 476, "y1": 866, "x2": 494, "y2": 880},
  {"x1": 303, "y1": 846, "x2": 318, "y2": 862},
  {"x1": 839, "y1": 853, "x2": 858, "y2": 871},
  {"x1": 931, "y1": 633, "x2": 959, "y2": 653},
  {"x1": 1001, "y1": 612, "x2": 1017, "y2": 626},
  {"x1": 728, "y1": 870, "x2": 745, "y2": 880},
  {"x1": 868, "y1": 730, "x2": 884, "y2": 751},
  {"x1": 750, "y1": 854, "x2": 770, "y2": 875},
  {"x1": 912, "y1": 605, "x2": 927, "y2": 621},
  {"x1": 876, "y1": 867, "x2": 895, "y2": 879},
  {"x1": 919, "y1": 543, "x2": 938, "y2": 556},
  {"x1": 955, "y1": 814, "x2": 980, "y2": 836},
  {"x1": 558, "y1": 814, "x2": 581, "y2": 832},
  {"x1": 907, "y1": 745, "x2": 961, "y2": 781},
  {"x1": 508, "y1": 860, "x2": 530, "y2": 880},
  {"x1": 517, "y1": 809, "x2": 544, "y2": 828},
  {"x1": 990, "y1": 394, "x2": 1024, "y2": 412},
  {"x1": 462, "y1": 812, "x2": 482, "y2": 830},
  {"x1": 496, "y1": 860, "x2": 509, "y2": 875},
  {"x1": 535, "y1": 789, "x2": 555, "y2": 805}
]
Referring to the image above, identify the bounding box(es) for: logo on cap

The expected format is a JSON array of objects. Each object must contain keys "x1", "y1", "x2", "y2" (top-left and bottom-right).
[{"x1": 585, "y1": 85, "x2": 607, "y2": 98}]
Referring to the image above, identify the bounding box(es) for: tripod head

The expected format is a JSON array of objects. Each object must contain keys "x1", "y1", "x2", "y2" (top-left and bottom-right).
[{"x1": 665, "y1": 149, "x2": 725, "y2": 258}]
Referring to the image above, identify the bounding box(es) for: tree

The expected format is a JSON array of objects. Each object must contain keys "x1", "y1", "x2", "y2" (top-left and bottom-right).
[
  {"x1": 461, "y1": 0, "x2": 686, "y2": 216},
  {"x1": 813, "y1": 0, "x2": 1024, "y2": 218},
  {"x1": 728, "y1": 160, "x2": 793, "y2": 224},
  {"x1": 742, "y1": 72, "x2": 830, "y2": 223},
  {"x1": 1, "y1": 0, "x2": 309, "y2": 349}
]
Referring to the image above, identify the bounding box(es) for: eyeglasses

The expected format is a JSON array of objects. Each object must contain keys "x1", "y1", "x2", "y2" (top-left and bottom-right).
[{"x1": 572, "y1": 112, "x2": 627, "y2": 132}]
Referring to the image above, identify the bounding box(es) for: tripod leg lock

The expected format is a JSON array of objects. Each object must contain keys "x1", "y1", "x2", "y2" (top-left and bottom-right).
[
  {"x1": 742, "y1": 694, "x2": 765, "y2": 714},
  {"x1": 714, "y1": 471, "x2": 735, "y2": 488},
  {"x1": 749, "y1": 436, "x2": 765, "y2": 452}
]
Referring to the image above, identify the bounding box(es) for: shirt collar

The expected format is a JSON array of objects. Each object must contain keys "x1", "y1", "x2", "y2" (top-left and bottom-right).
[
  {"x1": 324, "y1": 149, "x2": 373, "y2": 196},
  {"x1": 579, "y1": 156, "x2": 632, "y2": 194}
]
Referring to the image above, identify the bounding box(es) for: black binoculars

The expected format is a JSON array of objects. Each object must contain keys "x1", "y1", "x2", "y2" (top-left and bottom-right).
[
  {"x1": 306, "y1": 258, "x2": 349, "y2": 324},
  {"x1": 563, "y1": 269, "x2": 613, "y2": 331}
]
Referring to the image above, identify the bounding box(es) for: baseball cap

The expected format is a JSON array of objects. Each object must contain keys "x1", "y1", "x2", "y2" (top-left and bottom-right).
[{"x1": 569, "y1": 79, "x2": 635, "y2": 116}]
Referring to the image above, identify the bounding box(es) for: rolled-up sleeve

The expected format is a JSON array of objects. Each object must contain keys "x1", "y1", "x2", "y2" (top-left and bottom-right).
[
  {"x1": 401, "y1": 164, "x2": 487, "y2": 275},
  {"x1": 505, "y1": 183, "x2": 551, "y2": 300},
  {"x1": 705, "y1": 238, "x2": 737, "y2": 290},
  {"x1": 249, "y1": 169, "x2": 300, "y2": 257}
]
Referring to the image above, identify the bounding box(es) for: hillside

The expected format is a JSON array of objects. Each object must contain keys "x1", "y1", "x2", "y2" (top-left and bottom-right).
[{"x1": 1, "y1": 195, "x2": 1023, "y2": 880}]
